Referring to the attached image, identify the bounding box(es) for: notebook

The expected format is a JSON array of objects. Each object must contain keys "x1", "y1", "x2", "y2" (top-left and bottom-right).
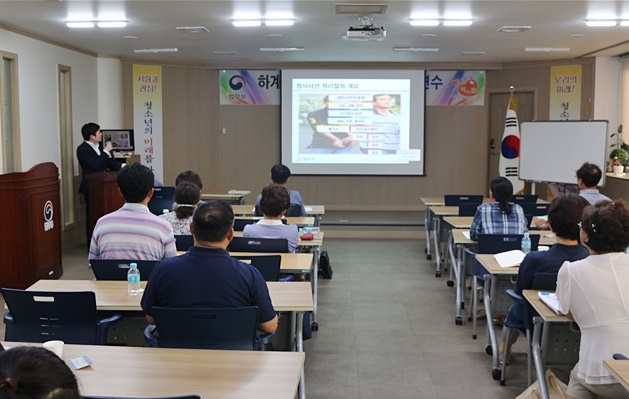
[
  {"x1": 493, "y1": 250, "x2": 525, "y2": 268},
  {"x1": 538, "y1": 291, "x2": 564, "y2": 315}
]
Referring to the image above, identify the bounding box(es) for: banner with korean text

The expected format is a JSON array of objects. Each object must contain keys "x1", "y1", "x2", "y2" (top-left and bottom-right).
[
  {"x1": 133, "y1": 65, "x2": 163, "y2": 183},
  {"x1": 549, "y1": 65, "x2": 581, "y2": 120},
  {"x1": 219, "y1": 70, "x2": 280, "y2": 105},
  {"x1": 425, "y1": 70, "x2": 485, "y2": 106}
]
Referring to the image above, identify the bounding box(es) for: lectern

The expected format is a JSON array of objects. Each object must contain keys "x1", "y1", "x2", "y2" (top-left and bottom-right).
[
  {"x1": 0, "y1": 163, "x2": 62, "y2": 288},
  {"x1": 86, "y1": 171, "x2": 124, "y2": 235}
]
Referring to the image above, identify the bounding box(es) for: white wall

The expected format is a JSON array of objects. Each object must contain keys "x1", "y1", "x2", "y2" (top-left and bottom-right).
[
  {"x1": 0, "y1": 27, "x2": 100, "y2": 174},
  {"x1": 593, "y1": 56, "x2": 621, "y2": 146},
  {"x1": 97, "y1": 57, "x2": 124, "y2": 129}
]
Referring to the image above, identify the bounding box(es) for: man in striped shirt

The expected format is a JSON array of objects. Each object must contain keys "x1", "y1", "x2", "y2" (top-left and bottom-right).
[{"x1": 89, "y1": 163, "x2": 177, "y2": 260}]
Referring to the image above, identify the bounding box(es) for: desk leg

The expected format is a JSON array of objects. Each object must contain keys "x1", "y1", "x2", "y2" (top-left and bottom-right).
[
  {"x1": 484, "y1": 274, "x2": 501, "y2": 381},
  {"x1": 453, "y1": 244, "x2": 464, "y2": 325},
  {"x1": 295, "y1": 312, "x2": 306, "y2": 399},
  {"x1": 314, "y1": 214, "x2": 321, "y2": 228},
  {"x1": 425, "y1": 208, "x2": 432, "y2": 260},
  {"x1": 434, "y1": 217, "x2": 442, "y2": 276},
  {"x1": 310, "y1": 247, "x2": 320, "y2": 331},
  {"x1": 531, "y1": 317, "x2": 549, "y2": 399},
  {"x1": 447, "y1": 231, "x2": 456, "y2": 287}
]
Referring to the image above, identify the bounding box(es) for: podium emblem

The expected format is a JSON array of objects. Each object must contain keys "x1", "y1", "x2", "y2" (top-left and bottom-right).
[{"x1": 44, "y1": 200, "x2": 54, "y2": 231}]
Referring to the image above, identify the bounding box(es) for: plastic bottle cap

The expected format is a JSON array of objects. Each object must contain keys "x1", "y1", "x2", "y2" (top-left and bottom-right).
[{"x1": 130, "y1": 263, "x2": 137, "y2": 268}]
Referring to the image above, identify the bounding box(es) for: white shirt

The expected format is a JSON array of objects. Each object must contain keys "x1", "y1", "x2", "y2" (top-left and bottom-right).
[
  {"x1": 557, "y1": 253, "x2": 629, "y2": 384},
  {"x1": 85, "y1": 140, "x2": 112, "y2": 157}
]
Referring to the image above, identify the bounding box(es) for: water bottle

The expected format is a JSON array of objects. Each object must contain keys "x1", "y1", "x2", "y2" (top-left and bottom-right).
[
  {"x1": 521, "y1": 232, "x2": 531, "y2": 254},
  {"x1": 127, "y1": 263, "x2": 142, "y2": 295}
]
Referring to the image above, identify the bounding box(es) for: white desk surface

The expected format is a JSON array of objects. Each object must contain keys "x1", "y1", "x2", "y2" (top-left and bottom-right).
[
  {"x1": 27, "y1": 280, "x2": 313, "y2": 312},
  {"x1": 232, "y1": 205, "x2": 325, "y2": 216},
  {"x1": 3, "y1": 342, "x2": 304, "y2": 399}
]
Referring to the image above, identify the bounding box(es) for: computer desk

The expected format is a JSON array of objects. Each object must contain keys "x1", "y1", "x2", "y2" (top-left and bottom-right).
[
  {"x1": 603, "y1": 359, "x2": 629, "y2": 392},
  {"x1": 200, "y1": 191, "x2": 251, "y2": 205},
  {"x1": 524, "y1": 290, "x2": 581, "y2": 399},
  {"x1": 232, "y1": 205, "x2": 325, "y2": 227},
  {"x1": 26, "y1": 279, "x2": 313, "y2": 399},
  {"x1": 3, "y1": 342, "x2": 304, "y2": 399}
]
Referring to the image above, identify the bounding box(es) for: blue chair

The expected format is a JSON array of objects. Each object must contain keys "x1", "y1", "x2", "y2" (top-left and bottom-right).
[
  {"x1": 613, "y1": 353, "x2": 629, "y2": 360},
  {"x1": 458, "y1": 203, "x2": 481, "y2": 216},
  {"x1": 512, "y1": 194, "x2": 538, "y2": 204},
  {"x1": 148, "y1": 186, "x2": 175, "y2": 216},
  {"x1": 233, "y1": 218, "x2": 287, "y2": 232},
  {"x1": 501, "y1": 272, "x2": 558, "y2": 386},
  {"x1": 519, "y1": 202, "x2": 550, "y2": 217},
  {"x1": 2, "y1": 289, "x2": 121, "y2": 345},
  {"x1": 444, "y1": 195, "x2": 483, "y2": 206},
  {"x1": 254, "y1": 204, "x2": 302, "y2": 217},
  {"x1": 232, "y1": 254, "x2": 282, "y2": 281},
  {"x1": 90, "y1": 259, "x2": 158, "y2": 281},
  {"x1": 174, "y1": 235, "x2": 194, "y2": 251},
  {"x1": 143, "y1": 306, "x2": 273, "y2": 351},
  {"x1": 228, "y1": 237, "x2": 288, "y2": 253}
]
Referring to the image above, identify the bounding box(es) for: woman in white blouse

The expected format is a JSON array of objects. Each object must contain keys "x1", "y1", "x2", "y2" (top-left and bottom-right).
[
  {"x1": 159, "y1": 182, "x2": 200, "y2": 235},
  {"x1": 557, "y1": 199, "x2": 629, "y2": 399}
]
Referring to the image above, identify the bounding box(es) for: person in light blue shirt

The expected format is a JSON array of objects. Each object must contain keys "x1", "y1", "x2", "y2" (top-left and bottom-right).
[
  {"x1": 576, "y1": 162, "x2": 611, "y2": 205},
  {"x1": 246, "y1": 184, "x2": 299, "y2": 253},
  {"x1": 255, "y1": 164, "x2": 306, "y2": 216}
]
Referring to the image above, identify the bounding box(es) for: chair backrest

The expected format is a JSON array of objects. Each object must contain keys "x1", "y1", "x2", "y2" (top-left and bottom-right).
[
  {"x1": 477, "y1": 233, "x2": 540, "y2": 254},
  {"x1": 512, "y1": 194, "x2": 538, "y2": 204},
  {"x1": 531, "y1": 272, "x2": 558, "y2": 291},
  {"x1": 2, "y1": 289, "x2": 99, "y2": 344},
  {"x1": 90, "y1": 259, "x2": 158, "y2": 281},
  {"x1": 148, "y1": 186, "x2": 175, "y2": 216},
  {"x1": 228, "y1": 237, "x2": 289, "y2": 253},
  {"x1": 232, "y1": 255, "x2": 281, "y2": 281},
  {"x1": 254, "y1": 204, "x2": 302, "y2": 217},
  {"x1": 524, "y1": 213, "x2": 534, "y2": 229},
  {"x1": 174, "y1": 235, "x2": 194, "y2": 251},
  {"x1": 151, "y1": 306, "x2": 259, "y2": 350},
  {"x1": 233, "y1": 218, "x2": 287, "y2": 231},
  {"x1": 444, "y1": 194, "x2": 483, "y2": 206},
  {"x1": 458, "y1": 203, "x2": 481, "y2": 216},
  {"x1": 519, "y1": 202, "x2": 550, "y2": 217}
]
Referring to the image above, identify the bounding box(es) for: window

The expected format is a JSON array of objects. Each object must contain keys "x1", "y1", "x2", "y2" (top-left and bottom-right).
[
  {"x1": 58, "y1": 65, "x2": 75, "y2": 228},
  {"x1": 0, "y1": 51, "x2": 21, "y2": 173}
]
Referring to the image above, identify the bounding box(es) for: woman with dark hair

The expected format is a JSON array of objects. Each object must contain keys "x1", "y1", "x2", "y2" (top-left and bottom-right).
[
  {"x1": 159, "y1": 182, "x2": 200, "y2": 235},
  {"x1": 557, "y1": 199, "x2": 629, "y2": 399},
  {"x1": 0, "y1": 346, "x2": 81, "y2": 399},
  {"x1": 500, "y1": 193, "x2": 590, "y2": 358},
  {"x1": 469, "y1": 177, "x2": 528, "y2": 240}
]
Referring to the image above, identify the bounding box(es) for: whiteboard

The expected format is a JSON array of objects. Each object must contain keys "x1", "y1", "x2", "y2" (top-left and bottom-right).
[{"x1": 519, "y1": 120, "x2": 608, "y2": 186}]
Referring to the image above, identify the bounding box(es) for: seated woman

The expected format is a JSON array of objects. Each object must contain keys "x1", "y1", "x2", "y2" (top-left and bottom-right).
[
  {"x1": 243, "y1": 184, "x2": 299, "y2": 253},
  {"x1": 0, "y1": 346, "x2": 82, "y2": 399},
  {"x1": 159, "y1": 181, "x2": 200, "y2": 235},
  {"x1": 500, "y1": 193, "x2": 590, "y2": 357},
  {"x1": 470, "y1": 176, "x2": 528, "y2": 240},
  {"x1": 557, "y1": 199, "x2": 629, "y2": 399}
]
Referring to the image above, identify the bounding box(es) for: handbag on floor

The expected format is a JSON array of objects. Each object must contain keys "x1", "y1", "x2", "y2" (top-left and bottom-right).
[
  {"x1": 516, "y1": 369, "x2": 568, "y2": 399},
  {"x1": 318, "y1": 251, "x2": 333, "y2": 279}
]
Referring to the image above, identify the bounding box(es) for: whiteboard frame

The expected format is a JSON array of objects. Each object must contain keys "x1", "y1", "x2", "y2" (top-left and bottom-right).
[{"x1": 519, "y1": 120, "x2": 609, "y2": 186}]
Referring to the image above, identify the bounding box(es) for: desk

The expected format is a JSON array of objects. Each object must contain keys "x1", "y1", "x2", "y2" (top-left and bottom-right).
[
  {"x1": 4, "y1": 342, "x2": 304, "y2": 399},
  {"x1": 27, "y1": 279, "x2": 313, "y2": 399},
  {"x1": 235, "y1": 216, "x2": 316, "y2": 227},
  {"x1": 230, "y1": 252, "x2": 314, "y2": 273},
  {"x1": 604, "y1": 359, "x2": 629, "y2": 392},
  {"x1": 232, "y1": 205, "x2": 325, "y2": 227},
  {"x1": 201, "y1": 191, "x2": 251, "y2": 205},
  {"x1": 524, "y1": 290, "x2": 581, "y2": 399}
]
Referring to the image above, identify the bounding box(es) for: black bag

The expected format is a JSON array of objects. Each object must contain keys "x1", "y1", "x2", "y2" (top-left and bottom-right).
[{"x1": 318, "y1": 250, "x2": 333, "y2": 279}]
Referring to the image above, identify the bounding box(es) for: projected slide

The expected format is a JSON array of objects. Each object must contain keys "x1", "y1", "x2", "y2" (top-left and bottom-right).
[{"x1": 281, "y1": 70, "x2": 426, "y2": 176}]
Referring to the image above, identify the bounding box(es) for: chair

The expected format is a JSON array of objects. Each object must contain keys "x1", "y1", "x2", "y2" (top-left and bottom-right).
[
  {"x1": 228, "y1": 237, "x2": 289, "y2": 253},
  {"x1": 148, "y1": 186, "x2": 175, "y2": 216},
  {"x1": 458, "y1": 203, "x2": 481, "y2": 216},
  {"x1": 519, "y1": 202, "x2": 550, "y2": 217},
  {"x1": 233, "y1": 255, "x2": 282, "y2": 281},
  {"x1": 90, "y1": 259, "x2": 158, "y2": 281},
  {"x1": 512, "y1": 194, "x2": 538, "y2": 204},
  {"x1": 2, "y1": 289, "x2": 121, "y2": 345},
  {"x1": 444, "y1": 195, "x2": 483, "y2": 206},
  {"x1": 613, "y1": 353, "x2": 629, "y2": 360},
  {"x1": 174, "y1": 235, "x2": 194, "y2": 251},
  {"x1": 85, "y1": 395, "x2": 200, "y2": 399},
  {"x1": 233, "y1": 218, "x2": 287, "y2": 232},
  {"x1": 501, "y1": 272, "x2": 558, "y2": 386},
  {"x1": 254, "y1": 204, "x2": 302, "y2": 217},
  {"x1": 143, "y1": 306, "x2": 273, "y2": 351}
]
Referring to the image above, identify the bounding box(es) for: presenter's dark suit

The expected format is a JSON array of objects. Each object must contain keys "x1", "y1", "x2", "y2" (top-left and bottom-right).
[{"x1": 76, "y1": 142, "x2": 121, "y2": 245}]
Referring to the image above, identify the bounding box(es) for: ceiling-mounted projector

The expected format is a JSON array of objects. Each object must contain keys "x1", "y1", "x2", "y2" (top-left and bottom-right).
[{"x1": 345, "y1": 15, "x2": 386, "y2": 41}]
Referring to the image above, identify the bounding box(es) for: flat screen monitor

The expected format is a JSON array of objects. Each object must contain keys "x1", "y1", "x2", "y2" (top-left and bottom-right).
[{"x1": 101, "y1": 129, "x2": 135, "y2": 152}]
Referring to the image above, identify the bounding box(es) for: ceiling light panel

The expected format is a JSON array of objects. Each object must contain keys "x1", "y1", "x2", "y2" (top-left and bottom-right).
[
  {"x1": 334, "y1": 3, "x2": 388, "y2": 15},
  {"x1": 393, "y1": 47, "x2": 439, "y2": 52},
  {"x1": 443, "y1": 19, "x2": 473, "y2": 27},
  {"x1": 232, "y1": 20, "x2": 262, "y2": 27},
  {"x1": 97, "y1": 21, "x2": 127, "y2": 28},
  {"x1": 265, "y1": 20, "x2": 295, "y2": 26},
  {"x1": 410, "y1": 20, "x2": 439, "y2": 27},
  {"x1": 66, "y1": 21, "x2": 95, "y2": 28}
]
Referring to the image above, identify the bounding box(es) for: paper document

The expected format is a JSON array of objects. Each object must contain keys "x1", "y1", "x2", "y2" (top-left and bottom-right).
[
  {"x1": 305, "y1": 206, "x2": 313, "y2": 212},
  {"x1": 462, "y1": 231, "x2": 470, "y2": 239},
  {"x1": 538, "y1": 292, "x2": 564, "y2": 315},
  {"x1": 228, "y1": 190, "x2": 250, "y2": 195},
  {"x1": 493, "y1": 250, "x2": 525, "y2": 268}
]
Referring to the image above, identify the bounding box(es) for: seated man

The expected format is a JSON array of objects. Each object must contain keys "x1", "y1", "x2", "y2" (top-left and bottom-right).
[
  {"x1": 244, "y1": 184, "x2": 299, "y2": 253},
  {"x1": 140, "y1": 200, "x2": 278, "y2": 334},
  {"x1": 576, "y1": 162, "x2": 610, "y2": 205},
  {"x1": 89, "y1": 163, "x2": 177, "y2": 260},
  {"x1": 255, "y1": 164, "x2": 305, "y2": 216}
]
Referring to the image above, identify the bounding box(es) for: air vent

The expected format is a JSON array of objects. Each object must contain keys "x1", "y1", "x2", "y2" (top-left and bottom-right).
[
  {"x1": 176, "y1": 26, "x2": 209, "y2": 34},
  {"x1": 497, "y1": 26, "x2": 531, "y2": 33},
  {"x1": 335, "y1": 3, "x2": 388, "y2": 15}
]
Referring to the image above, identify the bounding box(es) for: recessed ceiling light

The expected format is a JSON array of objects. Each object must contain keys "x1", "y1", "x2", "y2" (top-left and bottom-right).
[
  {"x1": 410, "y1": 19, "x2": 439, "y2": 27},
  {"x1": 443, "y1": 19, "x2": 473, "y2": 27},
  {"x1": 497, "y1": 26, "x2": 531, "y2": 33},
  {"x1": 462, "y1": 51, "x2": 486, "y2": 55},
  {"x1": 233, "y1": 20, "x2": 262, "y2": 27},
  {"x1": 97, "y1": 21, "x2": 127, "y2": 28},
  {"x1": 213, "y1": 51, "x2": 237, "y2": 55},
  {"x1": 265, "y1": 19, "x2": 294, "y2": 26},
  {"x1": 393, "y1": 47, "x2": 439, "y2": 52},
  {"x1": 524, "y1": 47, "x2": 570, "y2": 52},
  {"x1": 422, "y1": 33, "x2": 436, "y2": 37},
  {"x1": 269, "y1": 34, "x2": 284, "y2": 38},
  {"x1": 334, "y1": 3, "x2": 388, "y2": 15},
  {"x1": 134, "y1": 48, "x2": 178, "y2": 54},
  {"x1": 259, "y1": 47, "x2": 304, "y2": 52},
  {"x1": 585, "y1": 20, "x2": 617, "y2": 27},
  {"x1": 176, "y1": 26, "x2": 209, "y2": 33},
  {"x1": 571, "y1": 34, "x2": 585, "y2": 38},
  {"x1": 66, "y1": 21, "x2": 94, "y2": 28}
]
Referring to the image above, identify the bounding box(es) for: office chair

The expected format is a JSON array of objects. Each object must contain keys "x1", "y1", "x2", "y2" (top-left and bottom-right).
[
  {"x1": 254, "y1": 204, "x2": 302, "y2": 217},
  {"x1": 174, "y1": 235, "x2": 194, "y2": 251},
  {"x1": 458, "y1": 203, "x2": 481, "y2": 216},
  {"x1": 444, "y1": 195, "x2": 484, "y2": 206},
  {"x1": 228, "y1": 237, "x2": 289, "y2": 253},
  {"x1": 512, "y1": 194, "x2": 538, "y2": 204},
  {"x1": 233, "y1": 218, "x2": 287, "y2": 232},
  {"x1": 613, "y1": 353, "x2": 629, "y2": 360},
  {"x1": 90, "y1": 259, "x2": 158, "y2": 281},
  {"x1": 501, "y1": 272, "x2": 558, "y2": 386},
  {"x1": 148, "y1": 186, "x2": 175, "y2": 216},
  {"x1": 519, "y1": 202, "x2": 550, "y2": 217},
  {"x1": 2, "y1": 289, "x2": 121, "y2": 345},
  {"x1": 143, "y1": 306, "x2": 273, "y2": 351}
]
